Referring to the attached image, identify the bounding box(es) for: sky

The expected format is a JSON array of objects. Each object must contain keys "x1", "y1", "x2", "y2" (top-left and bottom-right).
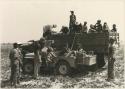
[{"x1": 0, "y1": 0, "x2": 125, "y2": 43}]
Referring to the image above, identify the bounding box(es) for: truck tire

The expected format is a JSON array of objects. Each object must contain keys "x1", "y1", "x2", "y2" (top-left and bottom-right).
[
  {"x1": 23, "y1": 61, "x2": 34, "y2": 74},
  {"x1": 56, "y1": 61, "x2": 70, "y2": 76}
]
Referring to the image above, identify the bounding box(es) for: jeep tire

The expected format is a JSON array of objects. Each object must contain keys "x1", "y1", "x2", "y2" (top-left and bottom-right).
[
  {"x1": 23, "y1": 62, "x2": 34, "y2": 74},
  {"x1": 56, "y1": 61, "x2": 70, "y2": 76}
]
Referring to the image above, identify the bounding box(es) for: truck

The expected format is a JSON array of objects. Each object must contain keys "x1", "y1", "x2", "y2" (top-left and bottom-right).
[{"x1": 21, "y1": 31, "x2": 119, "y2": 75}]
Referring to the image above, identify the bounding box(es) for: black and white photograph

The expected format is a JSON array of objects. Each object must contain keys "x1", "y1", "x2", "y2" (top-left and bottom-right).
[{"x1": 0, "y1": 0, "x2": 125, "y2": 88}]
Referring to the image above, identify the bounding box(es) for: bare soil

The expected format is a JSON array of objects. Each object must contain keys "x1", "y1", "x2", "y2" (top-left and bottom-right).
[{"x1": 0, "y1": 43, "x2": 124, "y2": 88}]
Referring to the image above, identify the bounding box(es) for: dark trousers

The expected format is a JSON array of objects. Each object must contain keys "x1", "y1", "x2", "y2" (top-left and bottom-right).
[
  {"x1": 108, "y1": 58, "x2": 115, "y2": 80},
  {"x1": 10, "y1": 63, "x2": 20, "y2": 86}
]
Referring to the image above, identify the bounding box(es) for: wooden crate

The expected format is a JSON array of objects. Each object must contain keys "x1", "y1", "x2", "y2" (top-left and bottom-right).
[{"x1": 83, "y1": 55, "x2": 96, "y2": 66}]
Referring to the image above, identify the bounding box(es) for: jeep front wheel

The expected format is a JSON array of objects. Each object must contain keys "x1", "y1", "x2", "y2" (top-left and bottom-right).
[
  {"x1": 23, "y1": 62, "x2": 34, "y2": 74},
  {"x1": 56, "y1": 61, "x2": 70, "y2": 75}
]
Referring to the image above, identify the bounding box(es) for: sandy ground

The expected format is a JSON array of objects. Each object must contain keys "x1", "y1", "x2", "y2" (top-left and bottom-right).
[{"x1": 0, "y1": 44, "x2": 125, "y2": 88}]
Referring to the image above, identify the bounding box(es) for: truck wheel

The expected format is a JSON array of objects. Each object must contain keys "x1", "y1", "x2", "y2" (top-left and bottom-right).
[
  {"x1": 23, "y1": 62, "x2": 34, "y2": 74},
  {"x1": 56, "y1": 61, "x2": 70, "y2": 75}
]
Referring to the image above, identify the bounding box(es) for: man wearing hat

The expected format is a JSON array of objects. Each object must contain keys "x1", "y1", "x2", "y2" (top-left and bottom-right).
[
  {"x1": 9, "y1": 43, "x2": 21, "y2": 87},
  {"x1": 33, "y1": 41, "x2": 42, "y2": 79},
  {"x1": 95, "y1": 20, "x2": 102, "y2": 32},
  {"x1": 82, "y1": 21, "x2": 88, "y2": 33},
  {"x1": 111, "y1": 24, "x2": 117, "y2": 32},
  {"x1": 69, "y1": 11, "x2": 76, "y2": 33}
]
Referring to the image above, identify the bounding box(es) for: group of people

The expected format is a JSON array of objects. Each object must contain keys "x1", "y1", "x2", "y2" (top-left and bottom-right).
[
  {"x1": 9, "y1": 38, "x2": 116, "y2": 87},
  {"x1": 69, "y1": 11, "x2": 117, "y2": 34},
  {"x1": 33, "y1": 38, "x2": 57, "y2": 78},
  {"x1": 9, "y1": 38, "x2": 57, "y2": 87},
  {"x1": 9, "y1": 11, "x2": 117, "y2": 87},
  {"x1": 42, "y1": 11, "x2": 118, "y2": 38}
]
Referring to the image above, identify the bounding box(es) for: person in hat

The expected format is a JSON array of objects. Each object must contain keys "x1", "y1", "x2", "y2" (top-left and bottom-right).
[
  {"x1": 17, "y1": 44, "x2": 23, "y2": 80},
  {"x1": 9, "y1": 43, "x2": 21, "y2": 87},
  {"x1": 88, "y1": 24, "x2": 96, "y2": 33},
  {"x1": 43, "y1": 24, "x2": 57, "y2": 38},
  {"x1": 33, "y1": 41, "x2": 42, "y2": 79},
  {"x1": 107, "y1": 38, "x2": 116, "y2": 81},
  {"x1": 111, "y1": 24, "x2": 117, "y2": 32},
  {"x1": 82, "y1": 21, "x2": 88, "y2": 33},
  {"x1": 39, "y1": 37, "x2": 48, "y2": 68},
  {"x1": 59, "y1": 43, "x2": 70, "y2": 56},
  {"x1": 95, "y1": 20, "x2": 102, "y2": 32},
  {"x1": 39, "y1": 37, "x2": 46, "y2": 49},
  {"x1": 69, "y1": 11, "x2": 76, "y2": 33},
  {"x1": 102, "y1": 22, "x2": 109, "y2": 32},
  {"x1": 75, "y1": 43, "x2": 86, "y2": 53}
]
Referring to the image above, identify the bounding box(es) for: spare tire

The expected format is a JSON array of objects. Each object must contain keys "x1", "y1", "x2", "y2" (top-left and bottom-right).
[{"x1": 23, "y1": 61, "x2": 34, "y2": 74}]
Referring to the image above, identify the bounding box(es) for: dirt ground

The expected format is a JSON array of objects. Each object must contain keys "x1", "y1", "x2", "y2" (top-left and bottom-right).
[{"x1": 0, "y1": 43, "x2": 125, "y2": 88}]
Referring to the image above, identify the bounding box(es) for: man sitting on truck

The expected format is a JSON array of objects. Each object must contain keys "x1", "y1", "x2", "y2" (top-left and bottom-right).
[
  {"x1": 88, "y1": 24, "x2": 96, "y2": 33},
  {"x1": 95, "y1": 20, "x2": 103, "y2": 32},
  {"x1": 43, "y1": 25, "x2": 57, "y2": 38},
  {"x1": 74, "y1": 43, "x2": 86, "y2": 55},
  {"x1": 111, "y1": 24, "x2": 117, "y2": 32},
  {"x1": 59, "y1": 44, "x2": 70, "y2": 56},
  {"x1": 102, "y1": 22, "x2": 109, "y2": 32},
  {"x1": 82, "y1": 21, "x2": 88, "y2": 33}
]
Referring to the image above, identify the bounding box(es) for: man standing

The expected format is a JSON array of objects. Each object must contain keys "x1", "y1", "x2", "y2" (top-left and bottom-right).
[
  {"x1": 39, "y1": 37, "x2": 48, "y2": 68},
  {"x1": 107, "y1": 38, "x2": 116, "y2": 81},
  {"x1": 17, "y1": 44, "x2": 23, "y2": 79},
  {"x1": 33, "y1": 41, "x2": 42, "y2": 79},
  {"x1": 9, "y1": 43, "x2": 20, "y2": 87},
  {"x1": 69, "y1": 11, "x2": 76, "y2": 33}
]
